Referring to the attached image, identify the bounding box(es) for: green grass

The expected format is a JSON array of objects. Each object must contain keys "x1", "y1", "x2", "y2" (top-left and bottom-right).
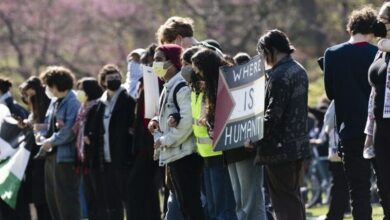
[{"x1": 306, "y1": 204, "x2": 384, "y2": 220}]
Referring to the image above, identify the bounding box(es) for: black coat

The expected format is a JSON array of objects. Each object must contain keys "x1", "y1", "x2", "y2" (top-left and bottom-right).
[
  {"x1": 256, "y1": 56, "x2": 310, "y2": 164},
  {"x1": 86, "y1": 90, "x2": 136, "y2": 169}
]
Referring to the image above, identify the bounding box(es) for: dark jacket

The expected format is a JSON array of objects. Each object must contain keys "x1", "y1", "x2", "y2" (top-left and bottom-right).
[
  {"x1": 4, "y1": 97, "x2": 28, "y2": 119},
  {"x1": 256, "y1": 56, "x2": 310, "y2": 164},
  {"x1": 88, "y1": 89, "x2": 136, "y2": 169},
  {"x1": 368, "y1": 51, "x2": 390, "y2": 120},
  {"x1": 324, "y1": 42, "x2": 377, "y2": 140}
]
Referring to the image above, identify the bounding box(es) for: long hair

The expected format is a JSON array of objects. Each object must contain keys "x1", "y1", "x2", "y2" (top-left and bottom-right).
[
  {"x1": 191, "y1": 49, "x2": 225, "y2": 125},
  {"x1": 19, "y1": 76, "x2": 50, "y2": 123}
]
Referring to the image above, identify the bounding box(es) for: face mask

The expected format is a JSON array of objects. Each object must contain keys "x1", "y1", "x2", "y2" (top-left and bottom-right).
[
  {"x1": 181, "y1": 66, "x2": 193, "y2": 82},
  {"x1": 76, "y1": 90, "x2": 87, "y2": 103},
  {"x1": 106, "y1": 79, "x2": 121, "y2": 91},
  {"x1": 45, "y1": 87, "x2": 55, "y2": 99},
  {"x1": 373, "y1": 20, "x2": 387, "y2": 38},
  {"x1": 152, "y1": 61, "x2": 168, "y2": 78}
]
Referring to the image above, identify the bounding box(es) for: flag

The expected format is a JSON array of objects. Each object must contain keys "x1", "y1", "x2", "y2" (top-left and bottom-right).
[
  {"x1": 0, "y1": 142, "x2": 30, "y2": 208},
  {"x1": 0, "y1": 104, "x2": 31, "y2": 209}
]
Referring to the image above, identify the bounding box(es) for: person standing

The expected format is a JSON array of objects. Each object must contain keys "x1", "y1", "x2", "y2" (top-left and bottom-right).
[
  {"x1": 148, "y1": 44, "x2": 204, "y2": 220},
  {"x1": 40, "y1": 66, "x2": 81, "y2": 220},
  {"x1": 88, "y1": 64, "x2": 136, "y2": 220},
  {"x1": 72, "y1": 77, "x2": 103, "y2": 220},
  {"x1": 189, "y1": 48, "x2": 238, "y2": 220},
  {"x1": 253, "y1": 29, "x2": 310, "y2": 220},
  {"x1": 19, "y1": 76, "x2": 52, "y2": 220},
  {"x1": 364, "y1": 3, "x2": 390, "y2": 219},
  {"x1": 127, "y1": 44, "x2": 162, "y2": 220},
  {"x1": 324, "y1": 6, "x2": 384, "y2": 220}
]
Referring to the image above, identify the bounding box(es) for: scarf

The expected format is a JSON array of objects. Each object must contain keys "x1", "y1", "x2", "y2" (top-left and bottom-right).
[{"x1": 73, "y1": 99, "x2": 98, "y2": 173}]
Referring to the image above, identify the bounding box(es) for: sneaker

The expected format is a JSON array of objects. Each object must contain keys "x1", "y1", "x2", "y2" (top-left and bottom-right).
[{"x1": 363, "y1": 146, "x2": 375, "y2": 159}]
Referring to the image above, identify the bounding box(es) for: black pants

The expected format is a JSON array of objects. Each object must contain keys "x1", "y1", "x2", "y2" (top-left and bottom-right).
[
  {"x1": 325, "y1": 162, "x2": 350, "y2": 220},
  {"x1": 168, "y1": 153, "x2": 204, "y2": 220},
  {"x1": 29, "y1": 157, "x2": 52, "y2": 220},
  {"x1": 90, "y1": 163, "x2": 130, "y2": 220},
  {"x1": 45, "y1": 153, "x2": 80, "y2": 220},
  {"x1": 127, "y1": 156, "x2": 161, "y2": 220},
  {"x1": 265, "y1": 160, "x2": 306, "y2": 220},
  {"x1": 374, "y1": 120, "x2": 390, "y2": 219},
  {"x1": 341, "y1": 137, "x2": 374, "y2": 220},
  {"x1": 0, "y1": 183, "x2": 30, "y2": 220}
]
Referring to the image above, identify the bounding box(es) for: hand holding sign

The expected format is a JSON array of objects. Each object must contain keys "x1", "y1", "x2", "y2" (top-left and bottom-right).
[{"x1": 213, "y1": 55, "x2": 266, "y2": 151}]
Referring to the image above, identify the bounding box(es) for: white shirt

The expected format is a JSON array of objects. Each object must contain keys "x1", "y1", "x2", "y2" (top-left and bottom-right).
[{"x1": 100, "y1": 87, "x2": 124, "y2": 162}]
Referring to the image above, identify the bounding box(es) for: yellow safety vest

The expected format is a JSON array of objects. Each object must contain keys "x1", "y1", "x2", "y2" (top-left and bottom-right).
[{"x1": 191, "y1": 91, "x2": 222, "y2": 157}]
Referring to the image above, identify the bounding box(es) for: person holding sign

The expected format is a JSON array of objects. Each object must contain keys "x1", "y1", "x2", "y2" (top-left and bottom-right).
[
  {"x1": 189, "y1": 48, "x2": 238, "y2": 220},
  {"x1": 252, "y1": 29, "x2": 310, "y2": 220},
  {"x1": 147, "y1": 44, "x2": 204, "y2": 220}
]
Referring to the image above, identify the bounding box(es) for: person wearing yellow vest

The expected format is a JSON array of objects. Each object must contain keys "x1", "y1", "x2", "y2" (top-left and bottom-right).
[
  {"x1": 187, "y1": 48, "x2": 237, "y2": 220},
  {"x1": 192, "y1": 48, "x2": 268, "y2": 220}
]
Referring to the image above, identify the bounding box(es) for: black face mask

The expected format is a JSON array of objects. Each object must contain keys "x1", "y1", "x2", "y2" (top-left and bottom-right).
[
  {"x1": 106, "y1": 79, "x2": 121, "y2": 91},
  {"x1": 372, "y1": 20, "x2": 387, "y2": 38}
]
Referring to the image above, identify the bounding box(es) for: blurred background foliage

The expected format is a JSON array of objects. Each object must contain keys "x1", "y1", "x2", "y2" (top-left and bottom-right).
[{"x1": 0, "y1": 0, "x2": 385, "y2": 105}]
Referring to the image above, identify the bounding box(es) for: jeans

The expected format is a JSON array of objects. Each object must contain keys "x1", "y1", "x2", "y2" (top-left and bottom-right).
[
  {"x1": 165, "y1": 191, "x2": 184, "y2": 220},
  {"x1": 203, "y1": 157, "x2": 237, "y2": 220},
  {"x1": 228, "y1": 158, "x2": 267, "y2": 220}
]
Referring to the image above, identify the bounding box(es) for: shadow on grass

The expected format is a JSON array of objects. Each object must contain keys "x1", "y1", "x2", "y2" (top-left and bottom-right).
[{"x1": 306, "y1": 204, "x2": 383, "y2": 220}]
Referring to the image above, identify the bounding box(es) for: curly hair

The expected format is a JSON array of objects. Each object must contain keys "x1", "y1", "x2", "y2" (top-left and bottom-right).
[
  {"x1": 40, "y1": 66, "x2": 75, "y2": 92},
  {"x1": 156, "y1": 16, "x2": 194, "y2": 45},
  {"x1": 346, "y1": 6, "x2": 377, "y2": 35}
]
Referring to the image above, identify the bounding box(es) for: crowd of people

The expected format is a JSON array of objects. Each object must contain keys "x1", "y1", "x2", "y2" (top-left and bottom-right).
[{"x1": 0, "y1": 2, "x2": 390, "y2": 220}]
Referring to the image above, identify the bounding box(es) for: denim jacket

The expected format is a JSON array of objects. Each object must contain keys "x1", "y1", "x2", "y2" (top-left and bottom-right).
[{"x1": 45, "y1": 91, "x2": 80, "y2": 163}]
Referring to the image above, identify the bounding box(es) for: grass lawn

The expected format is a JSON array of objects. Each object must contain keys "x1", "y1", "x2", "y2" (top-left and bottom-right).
[{"x1": 307, "y1": 204, "x2": 384, "y2": 220}]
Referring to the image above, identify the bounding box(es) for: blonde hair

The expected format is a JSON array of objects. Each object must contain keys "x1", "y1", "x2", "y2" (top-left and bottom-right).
[{"x1": 156, "y1": 16, "x2": 194, "y2": 45}]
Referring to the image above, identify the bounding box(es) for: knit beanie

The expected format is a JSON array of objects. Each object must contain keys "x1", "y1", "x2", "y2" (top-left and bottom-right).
[{"x1": 157, "y1": 44, "x2": 183, "y2": 70}]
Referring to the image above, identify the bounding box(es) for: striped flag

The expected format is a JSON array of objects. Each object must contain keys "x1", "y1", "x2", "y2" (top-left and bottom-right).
[
  {"x1": 0, "y1": 142, "x2": 30, "y2": 208},
  {"x1": 0, "y1": 104, "x2": 31, "y2": 209}
]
